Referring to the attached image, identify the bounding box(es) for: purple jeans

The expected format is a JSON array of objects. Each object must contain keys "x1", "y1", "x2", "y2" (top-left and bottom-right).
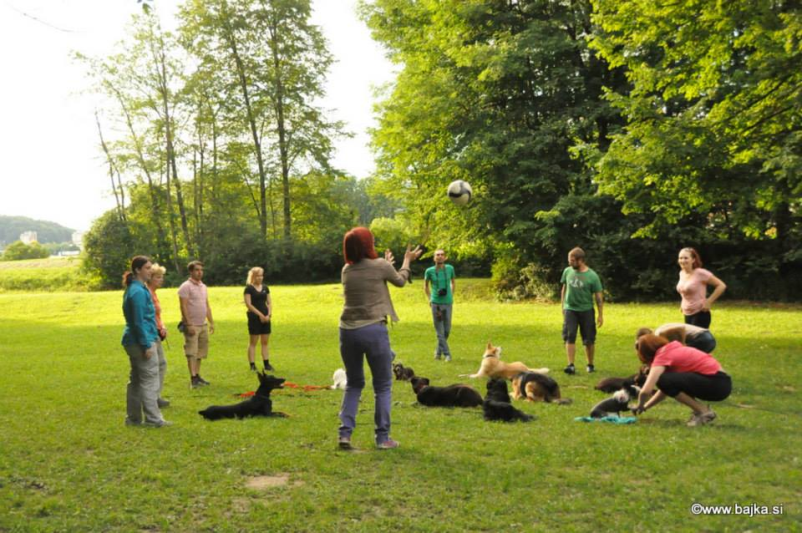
[{"x1": 338, "y1": 322, "x2": 394, "y2": 445}]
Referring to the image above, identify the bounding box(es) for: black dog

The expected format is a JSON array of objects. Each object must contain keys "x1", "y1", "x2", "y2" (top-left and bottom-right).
[
  {"x1": 199, "y1": 373, "x2": 288, "y2": 420},
  {"x1": 410, "y1": 377, "x2": 483, "y2": 407},
  {"x1": 594, "y1": 367, "x2": 649, "y2": 393},
  {"x1": 590, "y1": 383, "x2": 641, "y2": 418},
  {"x1": 393, "y1": 363, "x2": 416, "y2": 381},
  {"x1": 482, "y1": 378, "x2": 534, "y2": 422}
]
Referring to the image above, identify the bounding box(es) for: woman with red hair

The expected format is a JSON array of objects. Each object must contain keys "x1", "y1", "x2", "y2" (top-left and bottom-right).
[
  {"x1": 676, "y1": 247, "x2": 726, "y2": 328},
  {"x1": 633, "y1": 333, "x2": 732, "y2": 427},
  {"x1": 337, "y1": 227, "x2": 421, "y2": 450}
]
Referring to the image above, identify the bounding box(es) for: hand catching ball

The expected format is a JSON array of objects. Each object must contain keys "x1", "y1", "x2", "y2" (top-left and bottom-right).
[{"x1": 447, "y1": 180, "x2": 472, "y2": 206}]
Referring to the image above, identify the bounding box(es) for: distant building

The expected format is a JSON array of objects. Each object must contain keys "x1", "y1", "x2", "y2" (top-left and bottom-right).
[
  {"x1": 20, "y1": 231, "x2": 38, "y2": 244},
  {"x1": 72, "y1": 231, "x2": 84, "y2": 250}
]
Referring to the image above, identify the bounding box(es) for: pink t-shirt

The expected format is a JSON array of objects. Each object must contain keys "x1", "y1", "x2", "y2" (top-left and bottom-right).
[
  {"x1": 652, "y1": 341, "x2": 722, "y2": 375},
  {"x1": 178, "y1": 279, "x2": 208, "y2": 326},
  {"x1": 676, "y1": 268, "x2": 712, "y2": 315}
]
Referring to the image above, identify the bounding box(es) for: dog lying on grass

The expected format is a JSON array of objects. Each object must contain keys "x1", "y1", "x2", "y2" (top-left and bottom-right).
[
  {"x1": 589, "y1": 383, "x2": 641, "y2": 418},
  {"x1": 199, "y1": 373, "x2": 288, "y2": 420},
  {"x1": 594, "y1": 367, "x2": 648, "y2": 393},
  {"x1": 461, "y1": 342, "x2": 549, "y2": 380},
  {"x1": 483, "y1": 378, "x2": 534, "y2": 422},
  {"x1": 393, "y1": 363, "x2": 416, "y2": 381},
  {"x1": 511, "y1": 372, "x2": 572, "y2": 405},
  {"x1": 410, "y1": 377, "x2": 483, "y2": 407}
]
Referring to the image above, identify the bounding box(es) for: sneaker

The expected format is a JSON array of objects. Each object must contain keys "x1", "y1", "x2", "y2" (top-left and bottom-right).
[
  {"x1": 444, "y1": 355, "x2": 452, "y2": 363},
  {"x1": 338, "y1": 436, "x2": 353, "y2": 450},
  {"x1": 586, "y1": 364, "x2": 595, "y2": 373},
  {"x1": 125, "y1": 419, "x2": 142, "y2": 427},
  {"x1": 264, "y1": 362, "x2": 275, "y2": 372},
  {"x1": 157, "y1": 398, "x2": 171, "y2": 408},
  {"x1": 434, "y1": 353, "x2": 442, "y2": 360},
  {"x1": 687, "y1": 410, "x2": 717, "y2": 427},
  {"x1": 563, "y1": 364, "x2": 576, "y2": 375},
  {"x1": 250, "y1": 363, "x2": 257, "y2": 372},
  {"x1": 197, "y1": 375, "x2": 210, "y2": 386},
  {"x1": 377, "y1": 439, "x2": 400, "y2": 450},
  {"x1": 190, "y1": 376, "x2": 201, "y2": 389},
  {"x1": 144, "y1": 419, "x2": 173, "y2": 428}
]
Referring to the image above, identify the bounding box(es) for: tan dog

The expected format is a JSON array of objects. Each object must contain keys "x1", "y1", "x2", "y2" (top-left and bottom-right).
[{"x1": 460, "y1": 342, "x2": 549, "y2": 379}]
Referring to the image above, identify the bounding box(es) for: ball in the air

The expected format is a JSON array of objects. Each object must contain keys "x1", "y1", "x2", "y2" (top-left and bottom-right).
[{"x1": 447, "y1": 180, "x2": 473, "y2": 206}]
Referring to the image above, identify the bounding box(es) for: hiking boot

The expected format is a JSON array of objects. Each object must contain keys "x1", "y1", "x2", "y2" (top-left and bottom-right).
[
  {"x1": 564, "y1": 364, "x2": 576, "y2": 375},
  {"x1": 157, "y1": 398, "x2": 171, "y2": 408},
  {"x1": 586, "y1": 364, "x2": 595, "y2": 373},
  {"x1": 377, "y1": 439, "x2": 400, "y2": 450},
  {"x1": 338, "y1": 436, "x2": 353, "y2": 450},
  {"x1": 687, "y1": 410, "x2": 717, "y2": 427},
  {"x1": 197, "y1": 375, "x2": 210, "y2": 386}
]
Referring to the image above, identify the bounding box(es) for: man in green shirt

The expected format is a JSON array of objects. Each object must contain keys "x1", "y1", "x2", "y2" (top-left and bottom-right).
[
  {"x1": 424, "y1": 249, "x2": 456, "y2": 362},
  {"x1": 560, "y1": 247, "x2": 604, "y2": 375}
]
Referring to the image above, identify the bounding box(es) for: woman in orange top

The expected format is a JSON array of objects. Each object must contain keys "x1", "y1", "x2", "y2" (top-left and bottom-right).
[{"x1": 146, "y1": 263, "x2": 170, "y2": 408}]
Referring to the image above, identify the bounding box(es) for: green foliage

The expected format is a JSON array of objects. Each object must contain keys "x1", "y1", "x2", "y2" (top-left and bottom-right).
[
  {"x1": 1, "y1": 286, "x2": 800, "y2": 530},
  {"x1": 82, "y1": 211, "x2": 137, "y2": 289},
  {"x1": 1, "y1": 241, "x2": 51, "y2": 261},
  {"x1": 0, "y1": 257, "x2": 95, "y2": 292}
]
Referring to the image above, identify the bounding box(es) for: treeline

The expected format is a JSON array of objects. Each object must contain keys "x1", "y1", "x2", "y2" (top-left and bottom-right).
[
  {"x1": 82, "y1": 1, "x2": 401, "y2": 287},
  {"x1": 361, "y1": 0, "x2": 802, "y2": 301}
]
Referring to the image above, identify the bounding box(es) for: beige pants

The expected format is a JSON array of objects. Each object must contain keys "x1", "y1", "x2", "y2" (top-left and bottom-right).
[{"x1": 183, "y1": 324, "x2": 209, "y2": 359}]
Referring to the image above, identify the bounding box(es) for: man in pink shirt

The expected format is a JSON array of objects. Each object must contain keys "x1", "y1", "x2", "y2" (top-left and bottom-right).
[{"x1": 178, "y1": 261, "x2": 215, "y2": 389}]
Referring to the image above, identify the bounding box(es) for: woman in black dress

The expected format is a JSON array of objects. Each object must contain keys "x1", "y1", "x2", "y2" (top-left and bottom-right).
[{"x1": 244, "y1": 267, "x2": 273, "y2": 371}]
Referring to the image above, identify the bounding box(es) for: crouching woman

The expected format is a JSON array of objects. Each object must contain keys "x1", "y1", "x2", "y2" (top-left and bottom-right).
[{"x1": 633, "y1": 334, "x2": 731, "y2": 427}]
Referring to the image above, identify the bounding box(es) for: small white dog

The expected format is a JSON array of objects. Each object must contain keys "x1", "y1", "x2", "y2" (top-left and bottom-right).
[{"x1": 331, "y1": 368, "x2": 347, "y2": 390}]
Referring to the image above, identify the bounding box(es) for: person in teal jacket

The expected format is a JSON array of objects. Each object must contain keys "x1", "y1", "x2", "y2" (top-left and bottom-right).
[{"x1": 122, "y1": 255, "x2": 169, "y2": 427}]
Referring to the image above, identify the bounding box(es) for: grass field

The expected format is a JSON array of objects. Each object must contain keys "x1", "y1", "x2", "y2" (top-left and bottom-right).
[
  {"x1": 1, "y1": 280, "x2": 800, "y2": 532},
  {"x1": 0, "y1": 257, "x2": 93, "y2": 292}
]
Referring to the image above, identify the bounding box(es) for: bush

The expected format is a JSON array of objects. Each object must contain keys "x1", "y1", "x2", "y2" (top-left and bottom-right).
[{"x1": 1, "y1": 241, "x2": 51, "y2": 261}]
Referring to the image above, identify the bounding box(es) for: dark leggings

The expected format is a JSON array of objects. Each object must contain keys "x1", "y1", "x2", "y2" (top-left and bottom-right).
[
  {"x1": 684, "y1": 311, "x2": 711, "y2": 329},
  {"x1": 657, "y1": 371, "x2": 731, "y2": 401}
]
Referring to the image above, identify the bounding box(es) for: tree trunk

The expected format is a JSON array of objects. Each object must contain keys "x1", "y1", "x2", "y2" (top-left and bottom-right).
[{"x1": 94, "y1": 111, "x2": 126, "y2": 222}]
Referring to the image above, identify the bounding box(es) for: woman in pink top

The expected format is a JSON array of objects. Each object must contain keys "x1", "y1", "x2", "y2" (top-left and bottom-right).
[
  {"x1": 676, "y1": 247, "x2": 726, "y2": 329},
  {"x1": 633, "y1": 334, "x2": 731, "y2": 427}
]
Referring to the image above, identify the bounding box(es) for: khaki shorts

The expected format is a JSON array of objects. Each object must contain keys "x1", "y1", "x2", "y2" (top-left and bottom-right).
[{"x1": 184, "y1": 324, "x2": 209, "y2": 359}]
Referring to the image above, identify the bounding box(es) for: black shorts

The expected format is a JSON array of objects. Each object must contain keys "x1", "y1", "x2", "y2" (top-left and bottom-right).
[
  {"x1": 247, "y1": 313, "x2": 272, "y2": 336},
  {"x1": 562, "y1": 309, "x2": 596, "y2": 345},
  {"x1": 657, "y1": 371, "x2": 731, "y2": 401},
  {"x1": 684, "y1": 311, "x2": 711, "y2": 329}
]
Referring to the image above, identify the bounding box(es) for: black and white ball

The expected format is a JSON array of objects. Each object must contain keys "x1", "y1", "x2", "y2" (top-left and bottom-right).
[{"x1": 447, "y1": 180, "x2": 473, "y2": 206}]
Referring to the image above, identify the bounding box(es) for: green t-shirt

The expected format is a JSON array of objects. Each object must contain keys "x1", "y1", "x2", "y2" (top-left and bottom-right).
[
  {"x1": 561, "y1": 267, "x2": 603, "y2": 312},
  {"x1": 425, "y1": 264, "x2": 455, "y2": 305}
]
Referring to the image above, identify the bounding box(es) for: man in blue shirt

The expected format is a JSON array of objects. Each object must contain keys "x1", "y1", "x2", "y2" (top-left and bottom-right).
[
  {"x1": 122, "y1": 256, "x2": 170, "y2": 427},
  {"x1": 424, "y1": 249, "x2": 456, "y2": 362}
]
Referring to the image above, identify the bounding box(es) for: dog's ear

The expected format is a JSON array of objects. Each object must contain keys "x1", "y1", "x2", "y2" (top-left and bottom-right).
[{"x1": 487, "y1": 340, "x2": 493, "y2": 350}]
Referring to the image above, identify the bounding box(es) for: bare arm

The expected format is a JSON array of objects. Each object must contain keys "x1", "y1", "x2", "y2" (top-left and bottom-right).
[
  {"x1": 560, "y1": 284, "x2": 566, "y2": 311},
  {"x1": 206, "y1": 298, "x2": 214, "y2": 334},
  {"x1": 595, "y1": 291, "x2": 604, "y2": 327},
  {"x1": 244, "y1": 293, "x2": 266, "y2": 319},
  {"x1": 634, "y1": 365, "x2": 665, "y2": 413},
  {"x1": 424, "y1": 277, "x2": 431, "y2": 300},
  {"x1": 179, "y1": 297, "x2": 194, "y2": 335},
  {"x1": 704, "y1": 274, "x2": 727, "y2": 311}
]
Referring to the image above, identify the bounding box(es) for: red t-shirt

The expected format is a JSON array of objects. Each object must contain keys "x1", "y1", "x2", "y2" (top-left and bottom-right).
[{"x1": 652, "y1": 341, "x2": 721, "y2": 375}]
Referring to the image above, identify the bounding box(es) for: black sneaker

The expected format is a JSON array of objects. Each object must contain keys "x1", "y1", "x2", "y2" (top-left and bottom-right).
[
  {"x1": 190, "y1": 376, "x2": 201, "y2": 389},
  {"x1": 197, "y1": 375, "x2": 210, "y2": 386},
  {"x1": 586, "y1": 364, "x2": 595, "y2": 373},
  {"x1": 250, "y1": 363, "x2": 257, "y2": 372},
  {"x1": 264, "y1": 361, "x2": 275, "y2": 372},
  {"x1": 564, "y1": 364, "x2": 576, "y2": 375}
]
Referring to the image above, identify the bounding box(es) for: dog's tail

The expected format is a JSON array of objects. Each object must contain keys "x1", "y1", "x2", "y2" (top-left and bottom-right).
[{"x1": 527, "y1": 367, "x2": 549, "y2": 374}]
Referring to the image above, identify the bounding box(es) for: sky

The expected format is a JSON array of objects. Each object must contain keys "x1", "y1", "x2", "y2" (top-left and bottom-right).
[{"x1": 0, "y1": 0, "x2": 395, "y2": 232}]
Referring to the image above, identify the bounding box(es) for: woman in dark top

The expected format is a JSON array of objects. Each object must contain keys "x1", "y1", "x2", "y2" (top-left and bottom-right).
[{"x1": 244, "y1": 267, "x2": 273, "y2": 372}]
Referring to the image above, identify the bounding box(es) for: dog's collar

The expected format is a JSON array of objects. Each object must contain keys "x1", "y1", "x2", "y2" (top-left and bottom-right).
[{"x1": 482, "y1": 354, "x2": 497, "y2": 359}]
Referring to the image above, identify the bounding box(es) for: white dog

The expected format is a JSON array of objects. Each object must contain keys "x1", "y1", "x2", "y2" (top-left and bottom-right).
[{"x1": 331, "y1": 368, "x2": 347, "y2": 390}]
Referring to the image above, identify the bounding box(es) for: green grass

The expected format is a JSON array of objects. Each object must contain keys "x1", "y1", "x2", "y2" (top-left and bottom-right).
[
  {"x1": 0, "y1": 279, "x2": 800, "y2": 532},
  {"x1": 0, "y1": 256, "x2": 94, "y2": 292}
]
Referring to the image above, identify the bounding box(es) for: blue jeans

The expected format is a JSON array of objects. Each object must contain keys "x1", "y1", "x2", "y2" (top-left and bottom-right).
[
  {"x1": 431, "y1": 303, "x2": 453, "y2": 357},
  {"x1": 338, "y1": 322, "x2": 394, "y2": 444}
]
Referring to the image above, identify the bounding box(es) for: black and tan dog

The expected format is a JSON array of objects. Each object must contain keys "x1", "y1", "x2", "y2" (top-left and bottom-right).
[
  {"x1": 199, "y1": 373, "x2": 288, "y2": 420},
  {"x1": 483, "y1": 378, "x2": 534, "y2": 422},
  {"x1": 594, "y1": 366, "x2": 649, "y2": 393},
  {"x1": 393, "y1": 363, "x2": 416, "y2": 381},
  {"x1": 511, "y1": 372, "x2": 572, "y2": 404},
  {"x1": 410, "y1": 377, "x2": 483, "y2": 408}
]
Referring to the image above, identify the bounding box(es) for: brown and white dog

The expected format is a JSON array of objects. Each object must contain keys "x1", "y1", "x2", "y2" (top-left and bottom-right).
[{"x1": 460, "y1": 342, "x2": 549, "y2": 380}]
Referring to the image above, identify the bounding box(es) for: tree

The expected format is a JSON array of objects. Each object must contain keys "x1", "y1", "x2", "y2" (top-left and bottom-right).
[{"x1": 1, "y1": 241, "x2": 51, "y2": 261}]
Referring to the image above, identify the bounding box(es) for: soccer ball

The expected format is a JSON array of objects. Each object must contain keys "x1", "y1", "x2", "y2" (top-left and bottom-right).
[{"x1": 447, "y1": 180, "x2": 473, "y2": 206}]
